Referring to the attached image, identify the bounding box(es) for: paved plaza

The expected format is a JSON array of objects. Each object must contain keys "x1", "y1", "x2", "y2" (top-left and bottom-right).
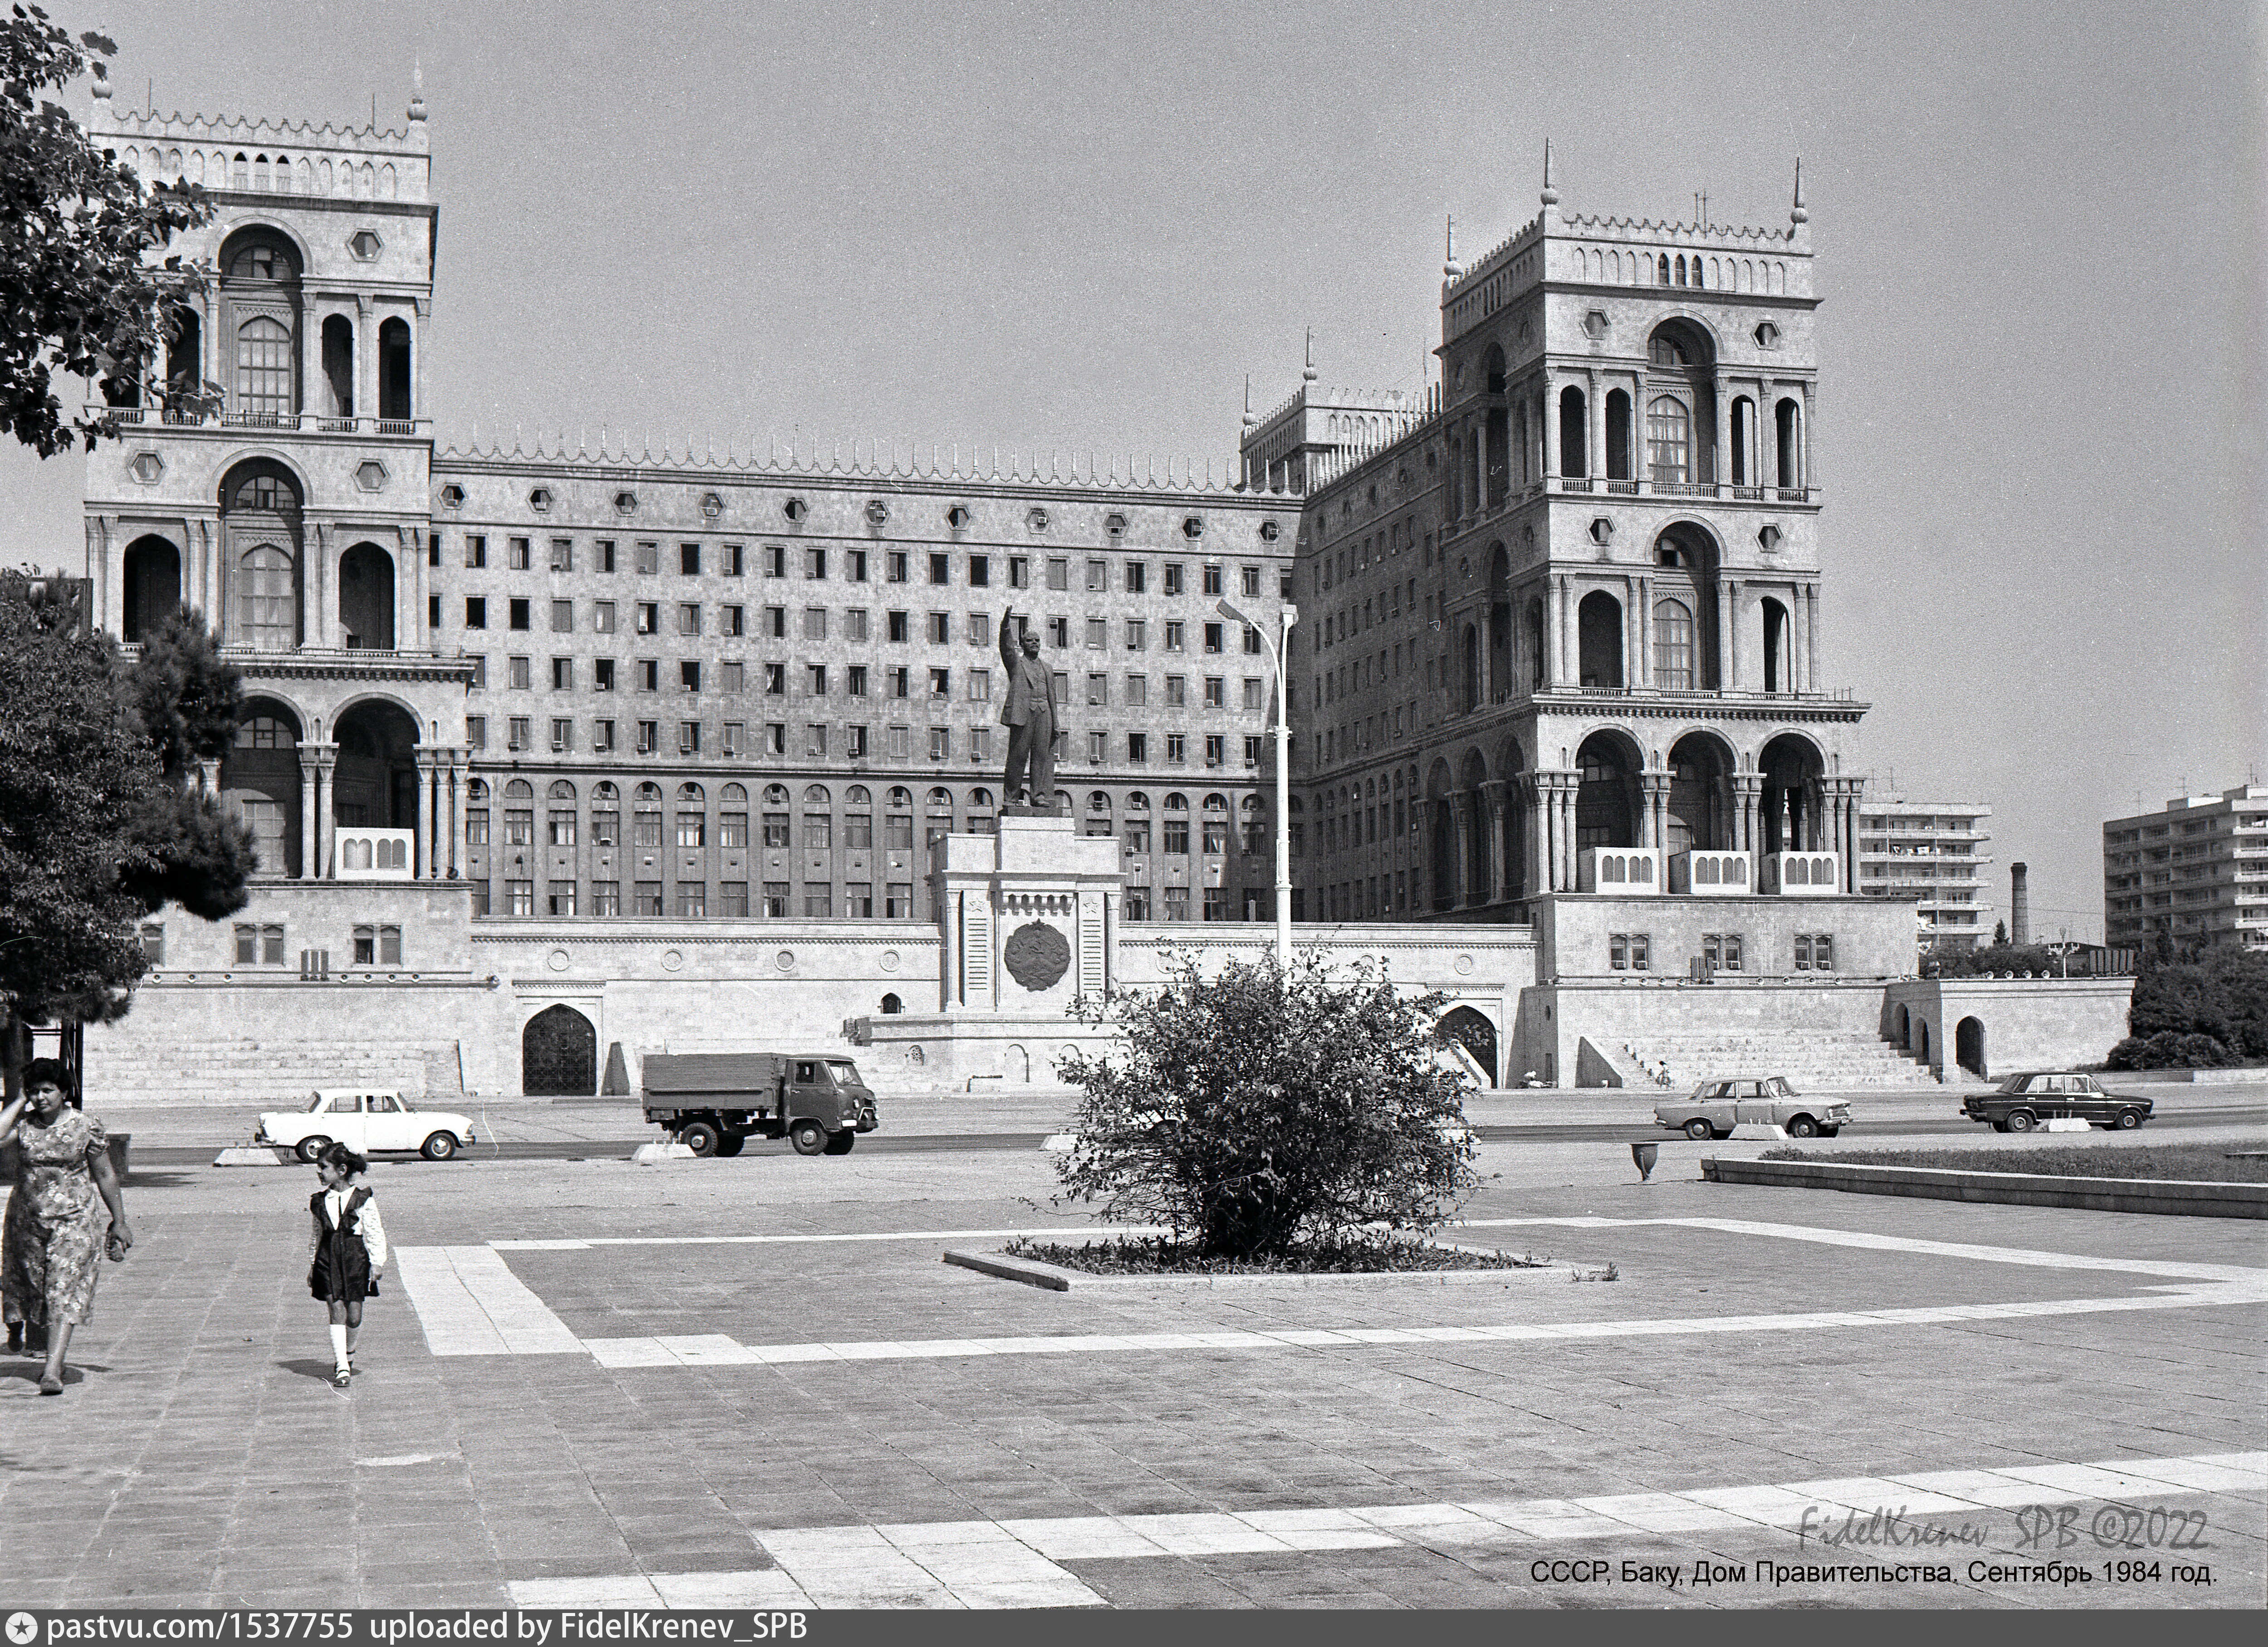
[{"x1": 0, "y1": 1099, "x2": 2261, "y2": 1611}]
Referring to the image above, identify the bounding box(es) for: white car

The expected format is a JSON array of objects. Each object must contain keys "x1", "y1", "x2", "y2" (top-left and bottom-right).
[{"x1": 255, "y1": 1090, "x2": 477, "y2": 1161}]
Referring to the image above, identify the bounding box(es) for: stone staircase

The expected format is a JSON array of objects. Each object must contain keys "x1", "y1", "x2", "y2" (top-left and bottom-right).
[
  {"x1": 1615, "y1": 1028, "x2": 1940, "y2": 1090},
  {"x1": 83, "y1": 1032, "x2": 463, "y2": 1108}
]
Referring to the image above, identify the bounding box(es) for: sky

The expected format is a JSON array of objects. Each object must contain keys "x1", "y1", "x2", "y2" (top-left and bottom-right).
[{"x1": 4, "y1": 0, "x2": 2261, "y2": 938}]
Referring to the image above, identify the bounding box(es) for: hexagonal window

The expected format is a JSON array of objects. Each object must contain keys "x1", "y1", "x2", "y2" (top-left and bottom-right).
[
  {"x1": 1104, "y1": 512, "x2": 1126, "y2": 537},
  {"x1": 1026, "y1": 506, "x2": 1049, "y2": 531},
  {"x1": 1180, "y1": 515, "x2": 1204, "y2": 539},
  {"x1": 782, "y1": 497, "x2": 807, "y2": 523},
  {"x1": 354, "y1": 459, "x2": 389, "y2": 492},
  {"x1": 528, "y1": 487, "x2": 553, "y2": 513},
  {"x1": 1758, "y1": 523, "x2": 1783, "y2": 551},
  {"x1": 1589, "y1": 517, "x2": 1614, "y2": 544},
  {"x1": 347, "y1": 229, "x2": 383, "y2": 261},
  {"x1": 1258, "y1": 520, "x2": 1281, "y2": 542},
  {"x1": 438, "y1": 483, "x2": 464, "y2": 508},
  {"x1": 865, "y1": 499, "x2": 889, "y2": 526},
  {"x1": 1584, "y1": 309, "x2": 1610, "y2": 340},
  {"x1": 1754, "y1": 321, "x2": 1782, "y2": 349},
  {"x1": 945, "y1": 505, "x2": 972, "y2": 529},
  {"x1": 699, "y1": 492, "x2": 723, "y2": 519},
  {"x1": 128, "y1": 451, "x2": 164, "y2": 484},
  {"x1": 614, "y1": 490, "x2": 639, "y2": 516}
]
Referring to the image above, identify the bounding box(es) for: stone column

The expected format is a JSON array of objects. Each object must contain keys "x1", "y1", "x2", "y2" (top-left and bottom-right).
[
  {"x1": 1540, "y1": 377, "x2": 1559, "y2": 481},
  {"x1": 1446, "y1": 791, "x2": 1472, "y2": 908},
  {"x1": 1559, "y1": 777, "x2": 1581, "y2": 892},
  {"x1": 1481, "y1": 780, "x2": 1510, "y2": 902},
  {"x1": 1761, "y1": 379, "x2": 1779, "y2": 489},
  {"x1": 1586, "y1": 370, "x2": 1603, "y2": 482},
  {"x1": 445, "y1": 756, "x2": 463, "y2": 877},
  {"x1": 1712, "y1": 378, "x2": 1731, "y2": 488},
  {"x1": 1640, "y1": 772, "x2": 1671, "y2": 850},
  {"x1": 313, "y1": 745, "x2": 337, "y2": 878},
  {"x1": 298, "y1": 749, "x2": 320, "y2": 880},
  {"x1": 1554, "y1": 575, "x2": 1571, "y2": 686},
  {"x1": 415, "y1": 751, "x2": 436, "y2": 878},
  {"x1": 942, "y1": 888, "x2": 963, "y2": 1012},
  {"x1": 1720, "y1": 578, "x2": 1739, "y2": 689},
  {"x1": 309, "y1": 522, "x2": 330, "y2": 650},
  {"x1": 1791, "y1": 583, "x2": 1809, "y2": 694},
  {"x1": 1805, "y1": 583, "x2": 1821, "y2": 694},
  {"x1": 1733, "y1": 773, "x2": 1762, "y2": 855},
  {"x1": 1636, "y1": 574, "x2": 1653, "y2": 691},
  {"x1": 354, "y1": 294, "x2": 375, "y2": 428}
]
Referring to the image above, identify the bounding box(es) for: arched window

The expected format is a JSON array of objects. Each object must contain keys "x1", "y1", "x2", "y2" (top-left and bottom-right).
[
  {"x1": 843, "y1": 784, "x2": 868, "y2": 806},
  {"x1": 633, "y1": 783, "x2": 663, "y2": 848},
  {"x1": 547, "y1": 780, "x2": 576, "y2": 802},
  {"x1": 926, "y1": 786, "x2": 952, "y2": 808},
  {"x1": 1673, "y1": 254, "x2": 1686, "y2": 285},
  {"x1": 504, "y1": 779, "x2": 534, "y2": 801},
  {"x1": 1649, "y1": 335, "x2": 1689, "y2": 367},
  {"x1": 1088, "y1": 792, "x2": 1112, "y2": 813},
  {"x1": 1652, "y1": 600, "x2": 1695, "y2": 690},
  {"x1": 1126, "y1": 791, "x2": 1150, "y2": 811},
  {"x1": 679, "y1": 782, "x2": 706, "y2": 803},
  {"x1": 592, "y1": 782, "x2": 619, "y2": 804},
  {"x1": 235, "y1": 545, "x2": 293, "y2": 649},
  {"x1": 465, "y1": 779, "x2": 489, "y2": 804},
  {"x1": 1203, "y1": 794, "x2": 1227, "y2": 814},
  {"x1": 235, "y1": 317, "x2": 293, "y2": 418},
  {"x1": 235, "y1": 714, "x2": 291, "y2": 748},
  {"x1": 967, "y1": 787, "x2": 992, "y2": 809},
  {"x1": 803, "y1": 784, "x2": 830, "y2": 805},
  {"x1": 1645, "y1": 396, "x2": 1691, "y2": 485},
  {"x1": 721, "y1": 782, "x2": 747, "y2": 804},
  {"x1": 886, "y1": 786, "x2": 911, "y2": 810},
  {"x1": 764, "y1": 784, "x2": 791, "y2": 806}
]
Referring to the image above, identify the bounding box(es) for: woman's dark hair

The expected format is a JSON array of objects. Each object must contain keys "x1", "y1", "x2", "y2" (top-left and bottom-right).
[
  {"x1": 317, "y1": 1141, "x2": 369, "y2": 1178},
  {"x1": 19, "y1": 1058, "x2": 72, "y2": 1098}
]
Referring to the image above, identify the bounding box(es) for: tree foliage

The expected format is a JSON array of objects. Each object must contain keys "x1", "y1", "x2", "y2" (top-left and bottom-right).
[
  {"x1": 0, "y1": 573, "x2": 249, "y2": 1065},
  {"x1": 1051, "y1": 952, "x2": 1480, "y2": 1260},
  {"x1": 1, "y1": 5, "x2": 214, "y2": 456},
  {"x1": 124, "y1": 605, "x2": 242, "y2": 782},
  {"x1": 2110, "y1": 943, "x2": 2268, "y2": 1066}
]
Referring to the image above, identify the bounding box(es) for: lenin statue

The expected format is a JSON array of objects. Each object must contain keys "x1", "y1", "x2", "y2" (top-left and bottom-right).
[{"x1": 998, "y1": 607, "x2": 1060, "y2": 814}]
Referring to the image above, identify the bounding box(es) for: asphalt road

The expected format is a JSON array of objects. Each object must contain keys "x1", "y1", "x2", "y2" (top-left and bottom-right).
[{"x1": 127, "y1": 1101, "x2": 2265, "y2": 1168}]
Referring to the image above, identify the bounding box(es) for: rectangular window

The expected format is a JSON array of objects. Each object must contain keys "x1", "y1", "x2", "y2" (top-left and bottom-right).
[
  {"x1": 1127, "y1": 730, "x2": 1148, "y2": 763},
  {"x1": 840, "y1": 882, "x2": 872, "y2": 918},
  {"x1": 1204, "y1": 733, "x2": 1225, "y2": 767},
  {"x1": 889, "y1": 724, "x2": 910, "y2": 758},
  {"x1": 1163, "y1": 886, "x2": 1189, "y2": 921},
  {"x1": 805, "y1": 546, "x2": 827, "y2": 579},
  {"x1": 846, "y1": 549, "x2": 867, "y2": 582},
  {"x1": 762, "y1": 881, "x2": 790, "y2": 917},
  {"x1": 1202, "y1": 563, "x2": 1223, "y2": 596},
  {"x1": 1085, "y1": 617, "x2": 1107, "y2": 650},
  {"x1": 765, "y1": 721, "x2": 787, "y2": 754},
  {"x1": 464, "y1": 596, "x2": 488, "y2": 630},
  {"x1": 1164, "y1": 620, "x2": 1185, "y2": 652},
  {"x1": 1084, "y1": 558, "x2": 1106, "y2": 592},
  {"x1": 1164, "y1": 675, "x2": 1186, "y2": 708},
  {"x1": 1242, "y1": 678, "x2": 1265, "y2": 711},
  {"x1": 724, "y1": 544, "x2": 745, "y2": 577},
  {"x1": 549, "y1": 598, "x2": 572, "y2": 634},
  {"x1": 508, "y1": 655, "x2": 532, "y2": 690},
  {"x1": 1163, "y1": 562, "x2": 1184, "y2": 596},
  {"x1": 968, "y1": 554, "x2": 990, "y2": 587},
  {"x1": 1124, "y1": 618, "x2": 1147, "y2": 652},
  {"x1": 1044, "y1": 616, "x2": 1067, "y2": 649},
  {"x1": 1123, "y1": 886, "x2": 1150, "y2": 921},
  {"x1": 632, "y1": 880, "x2": 663, "y2": 917},
  {"x1": 928, "y1": 666, "x2": 952, "y2": 698},
  {"x1": 599, "y1": 540, "x2": 617, "y2": 573},
  {"x1": 677, "y1": 659, "x2": 701, "y2": 695},
  {"x1": 508, "y1": 537, "x2": 532, "y2": 571},
  {"x1": 591, "y1": 881, "x2": 621, "y2": 917},
  {"x1": 885, "y1": 882, "x2": 913, "y2": 917},
  {"x1": 469, "y1": 885, "x2": 490, "y2": 916},
  {"x1": 967, "y1": 611, "x2": 990, "y2": 647},
  {"x1": 717, "y1": 881, "x2": 749, "y2": 918},
  {"x1": 1203, "y1": 621, "x2": 1224, "y2": 654},
  {"x1": 1046, "y1": 557, "x2": 1069, "y2": 591},
  {"x1": 927, "y1": 611, "x2": 951, "y2": 644},
  {"x1": 637, "y1": 719, "x2": 659, "y2": 754},
  {"x1": 927, "y1": 551, "x2": 949, "y2": 585},
  {"x1": 888, "y1": 610, "x2": 909, "y2": 643},
  {"x1": 591, "y1": 807, "x2": 619, "y2": 847},
  {"x1": 967, "y1": 667, "x2": 990, "y2": 702},
  {"x1": 675, "y1": 810, "x2": 706, "y2": 849},
  {"x1": 719, "y1": 661, "x2": 744, "y2": 694},
  {"x1": 636, "y1": 601, "x2": 659, "y2": 635},
  {"x1": 1203, "y1": 887, "x2": 1228, "y2": 921},
  {"x1": 1204, "y1": 676, "x2": 1225, "y2": 709},
  {"x1": 1240, "y1": 565, "x2": 1261, "y2": 597},
  {"x1": 428, "y1": 593, "x2": 440, "y2": 630},
  {"x1": 764, "y1": 605, "x2": 786, "y2": 638},
  {"x1": 675, "y1": 882, "x2": 706, "y2": 918},
  {"x1": 1124, "y1": 674, "x2": 1147, "y2": 708},
  {"x1": 762, "y1": 810, "x2": 791, "y2": 848},
  {"x1": 548, "y1": 538, "x2": 574, "y2": 573},
  {"x1": 593, "y1": 718, "x2": 615, "y2": 753},
  {"x1": 679, "y1": 603, "x2": 701, "y2": 636},
  {"x1": 593, "y1": 601, "x2": 616, "y2": 635},
  {"x1": 845, "y1": 608, "x2": 870, "y2": 641},
  {"x1": 888, "y1": 667, "x2": 909, "y2": 699},
  {"x1": 636, "y1": 542, "x2": 660, "y2": 576},
  {"x1": 501, "y1": 881, "x2": 534, "y2": 917},
  {"x1": 1125, "y1": 562, "x2": 1147, "y2": 595},
  {"x1": 1087, "y1": 730, "x2": 1106, "y2": 763},
  {"x1": 464, "y1": 806, "x2": 489, "y2": 845},
  {"x1": 886, "y1": 550, "x2": 909, "y2": 582},
  {"x1": 1008, "y1": 556, "x2": 1029, "y2": 590},
  {"x1": 1124, "y1": 819, "x2": 1150, "y2": 853},
  {"x1": 679, "y1": 721, "x2": 702, "y2": 754},
  {"x1": 807, "y1": 664, "x2": 829, "y2": 696},
  {"x1": 806, "y1": 723, "x2": 827, "y2": 757},
  {"x1": 549, "y1": 718, "x2": 573, "y2": 753},
  {"x1": 464, "y1": 534, "x2": 487, "y2": 569},
  {"x1": 721, "y1": 719, "x2": 743, "y2": 757},
  {"x1": 1242, "y1": 626, "x2": 1262, "y2": 656},
  {"x1": 507, "y1": 716, "x2": 531, "y2": 752},
  {"x1": 1165, "y1": 732, "x2": 1186, "y2": 764},
  {"x1": 803, "y1": 884, "x2": 832, "y2": 918},
  {"x1": 636, "y1": 658, "x2": 659, "y2": 692},
  {"x1": 1163, "y1": 816, "x2": 1190, "y2": 854},
  {"x1": 928, "y1": 726, "x2": 951, "y2": 761},
  {"x1": 545, "y1": 881, "x2": 576, "y2": 918},
  {"x1": 549, "y1": 656, "x2": 573, "y2": 691},
  {"x1": 503, "y1": 805, "x2": 534, "y2": 846}
]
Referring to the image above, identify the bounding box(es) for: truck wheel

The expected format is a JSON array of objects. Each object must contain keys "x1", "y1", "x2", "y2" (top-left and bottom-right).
[
  {"x1": 679, "y1": 1120, "x2": 722, "y2": 1157},
  {"x1": 789, "y1": 1120, "x2": 827, "y2": 1156},
  {"x1": 714, "y1": 1132, "x2": 746, "y2": 1157},
  {"x1": 822, "y1": 1131, "x2": 855, "y2": 1155},
  {"x1": 1786, "y1": 1115, "x2": 1819, "y2": 1139},
  {"x1": 1818, "y1": 1126, "x2": 1841, "y2": 1137},
  {"x1": 297, "y1": 1136, "x2": 331, "y2": 1163},
  {"x1": 1684, "y1": 1118, "x2": 1713, "y2": 1141}
]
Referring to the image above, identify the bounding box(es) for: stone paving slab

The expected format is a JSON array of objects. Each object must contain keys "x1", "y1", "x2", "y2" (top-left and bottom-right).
[{"x1": 0, "y1": 1139, "x2": 2258, "y2": 1608}]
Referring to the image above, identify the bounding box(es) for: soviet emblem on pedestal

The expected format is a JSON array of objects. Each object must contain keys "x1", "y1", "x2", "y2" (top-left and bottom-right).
[{"x1": 1003, "y1": 921, "x2": 1071, "y2": 992}]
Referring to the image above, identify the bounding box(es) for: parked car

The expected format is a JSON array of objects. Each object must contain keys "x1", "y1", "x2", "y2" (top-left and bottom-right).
[
  {"x1": 1961, "y1": 1072, "x2": 2152, "y2": 1133},
  {"x1": 1653, "y1": 1077, "x2": 1852, "y2": 1140},
  {"x1": 256, "y1": 1090, "x2": 478, "y2": 1161}
]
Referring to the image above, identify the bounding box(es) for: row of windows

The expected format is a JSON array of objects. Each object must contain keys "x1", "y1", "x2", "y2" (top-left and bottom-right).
[
  {"x1": 463, "y1": 713, "x2": 1269, "y2": 767},
  {"x1": 473, "y1": 653, "x2": 1270, "y2": 708},
  {"x1": 456, "y1": 597, "x2": 1264, "y2": 655},
  {"x1": 1608, "y1": 932, "x2": 1832, "y2": 973},
  {"x1": 473, "y1": 880, "x2": 1242, "y2": 922},
  {"x1": 458, "y1": 534, "x2": 1285, "y2": 595},
  {"x1": 229, "y1": 923, "x2": 401, "y2": 967}
]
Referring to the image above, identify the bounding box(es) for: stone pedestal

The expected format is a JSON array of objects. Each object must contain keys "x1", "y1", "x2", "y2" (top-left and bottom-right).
[{"x1": 849, "y1": 815, "x2": 1127, "y2": 1092}]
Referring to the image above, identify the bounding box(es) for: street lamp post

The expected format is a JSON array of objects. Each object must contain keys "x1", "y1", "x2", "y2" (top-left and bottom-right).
[{"x1": 1219, "y1": 598, "x2": 1298, "y2": 977}]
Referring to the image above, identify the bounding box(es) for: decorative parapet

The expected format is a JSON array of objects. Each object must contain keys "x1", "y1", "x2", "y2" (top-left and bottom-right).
[{"x1": 89, "y1": 102, "x2": 432, "y2": 203}]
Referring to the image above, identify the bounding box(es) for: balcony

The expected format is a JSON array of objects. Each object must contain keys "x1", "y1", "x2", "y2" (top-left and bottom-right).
[{"x1": 90, "y1": 405, "x2": 432, "y2": 440}]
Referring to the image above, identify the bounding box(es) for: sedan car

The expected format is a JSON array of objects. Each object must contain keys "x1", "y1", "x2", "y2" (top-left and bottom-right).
[
  {"x1": 255, "y1": 1089, "x2": 478, "y2": 1161},
  {"x1": 1653, "y1": 1076, "x2": 1852, "y2": 1140},
  {"x1": 1961, "y1": 1072, "x2": 2152, "y2": 1133}
]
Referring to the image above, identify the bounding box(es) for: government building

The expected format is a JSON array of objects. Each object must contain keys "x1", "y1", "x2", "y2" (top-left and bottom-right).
[{"x1": 73, "y1": 83, "x2": 2129, "y2": 1102}]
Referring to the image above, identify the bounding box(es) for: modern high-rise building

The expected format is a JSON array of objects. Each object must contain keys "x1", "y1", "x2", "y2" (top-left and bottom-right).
[
  {"x1": 1855, "y1": 796, "x2": 1994, "y2": 951},
  {"x1": 2103, "y1": 785, "x2": 2268, "y2": 952}
]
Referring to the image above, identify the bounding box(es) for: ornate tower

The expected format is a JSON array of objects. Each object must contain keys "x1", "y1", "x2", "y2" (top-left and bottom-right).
[{"x1": 82, "y1": 75, "x2": 471, "y2": 884}]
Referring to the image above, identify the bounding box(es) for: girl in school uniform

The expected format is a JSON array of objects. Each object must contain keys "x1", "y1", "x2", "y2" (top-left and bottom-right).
[{"x1": 308, "y1": 1142, "x2": 386, "y2": 1388}]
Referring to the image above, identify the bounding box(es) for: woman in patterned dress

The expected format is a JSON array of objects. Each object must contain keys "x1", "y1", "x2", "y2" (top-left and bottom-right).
[{"x1": 0, "y1": 1058, "x2": 133, "y2": 1395}]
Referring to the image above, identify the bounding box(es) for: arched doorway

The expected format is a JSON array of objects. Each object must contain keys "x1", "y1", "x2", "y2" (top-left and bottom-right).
[
  {"x1": 1437, "y1": 1006, "x2": 1499, "y2": 1086},
  {"x1": 1575, "y1": 731, "x2": 1642, "y2": 850},
  {"x1": 332, "y1": 699, "x2": 419, "y2": 830},
  {"x1": 1576, "y1": 591, "x2": 1623, "y2": 688},
  {"x1": 1897, "y1": 1005, "x2": 1911, "y2": 1049},
  {"x1": 522, "y1": 1006, "x2": 596, "y2": 1096},
  {"x1": 1917, "y1": 1020, "x2": 1931, "y2": 1065},
  {"x1": 338, "y1": 542, "x2": 395, "y2": 649},
  {"x1": 1665, "y1": 732, "x2": 1735, "y2": 855},
  {"x1": 121, "y1": 535, "x2": 181, "y2": 643},
  {"x1": 1486, "y1": 546, "x2": 1511, "y2": 701},
  {"x1": 1459, "y1": 750, "x2": 1491, "y2": 903},
  {"x1": 1426, "y1": 760, "x2": 1456, "y2": 911},
  {"x1": 1496, "y1": 738, "x2": 1528, "y2": 902},
  {"x1": 1759, "y1": 733, "x2": 1825, "y2": 856},
  {"x1": 1956, "y1": 1017, "x2": 1985, "y2": 1077},
  {"x1": 1004, "y1": 1044, "x2": 1030, "y2": 1084}
]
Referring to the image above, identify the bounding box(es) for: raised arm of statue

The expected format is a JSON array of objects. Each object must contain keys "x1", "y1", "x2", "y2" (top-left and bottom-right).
[{"x1": 999, "y1": 605, "x2": 1018, "y2": 668}]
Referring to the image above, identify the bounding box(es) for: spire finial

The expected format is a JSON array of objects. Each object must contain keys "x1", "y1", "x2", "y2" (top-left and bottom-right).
[
  {"x1": 1443, "y1": 213, "x2": 1462, "y2": 280},
  {"x1": 1790, "y1": 157, "x2": 1807, "y2": 225},
  {"x1": 1301, "y1": 327, "x2": 1317, "y2": 385},
  {"x1": 1540, "y1": 137, "x2": 1558, "y2": 207},
  {"x1": 1241, "y1": 373, "x2": 1256, "y2": 430},
  {"x1": 409, "y1": 58, "x2": 427, "y2": 122}
]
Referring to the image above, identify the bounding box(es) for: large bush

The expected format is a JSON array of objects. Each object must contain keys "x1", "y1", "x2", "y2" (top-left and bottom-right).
[
  {"x1": 2125, "y1": 945, "x2": 2268, "y2": 1062},
  {"x1": 1052, "y1": 952, "x2": 1480, "y2": 1260},
  {"x1": 2105, "y1": 1031, "x2": 2231, "y2": 1070}
]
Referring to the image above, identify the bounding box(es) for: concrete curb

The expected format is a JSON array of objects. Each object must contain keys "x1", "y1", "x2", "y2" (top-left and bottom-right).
[
  {"x1": 632, "y1": 1142, "x2": 697, "y2": 1165},
  {"x1": 212, "y1": 1146, "x2": 299, "y2": 1167},
  {"x1": 942, "y1": 1247, "x2": 1577, "y2": 1290},
  {"x1": 1701, "y1": 1156, "x2": 2268, "y2": 1218}
]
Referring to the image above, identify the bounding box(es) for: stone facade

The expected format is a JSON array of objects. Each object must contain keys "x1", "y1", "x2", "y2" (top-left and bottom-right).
[{"x1": 1881, "y1": 977, "x2": 2137, "y2": 1081}]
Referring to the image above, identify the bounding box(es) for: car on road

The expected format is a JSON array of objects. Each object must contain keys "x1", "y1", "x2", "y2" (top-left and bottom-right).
[
  {"x1": 1653, "y1": 1077, "x2": 1852, "y2": 1140},
  {"x1": 255, "y1": 1089, "x2": 479, "y2": 1161},
  {"x1": 1961, "y1": 1072, "x2": 2153, "y2": 1133}
]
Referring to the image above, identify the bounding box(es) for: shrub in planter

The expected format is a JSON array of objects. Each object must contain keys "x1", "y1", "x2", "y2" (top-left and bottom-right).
[{"x1": 1052, "y1": 951, "x2": 1480, "y2": 1261}]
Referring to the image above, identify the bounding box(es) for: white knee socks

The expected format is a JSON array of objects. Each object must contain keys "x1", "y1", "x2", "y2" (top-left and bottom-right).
[{"x1": 330, "y1": 1324, "x2": 349, "y2": 1371}]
